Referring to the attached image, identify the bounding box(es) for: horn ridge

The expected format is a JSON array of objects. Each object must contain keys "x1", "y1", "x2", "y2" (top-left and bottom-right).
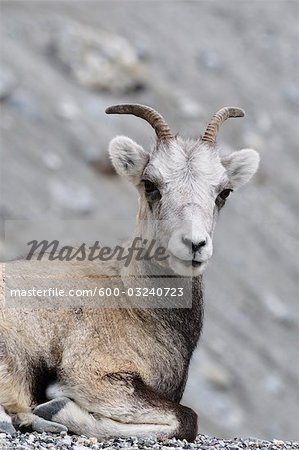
[
  {"x1": 105, "y1": 104, "x2": 174, "y2": 140},
  {"x1": 202, "y1": 107, "x2": 245, "y2": 145}
]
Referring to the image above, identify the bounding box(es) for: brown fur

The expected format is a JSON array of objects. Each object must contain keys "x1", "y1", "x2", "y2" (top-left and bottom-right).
[{"x1": 0, "y1": 257, "x2": 203, "y2": 440}]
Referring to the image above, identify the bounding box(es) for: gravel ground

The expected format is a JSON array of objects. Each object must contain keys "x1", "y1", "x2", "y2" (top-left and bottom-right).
[{"x1": 0, "y1": 432, "x2": 298, "y2": 450}]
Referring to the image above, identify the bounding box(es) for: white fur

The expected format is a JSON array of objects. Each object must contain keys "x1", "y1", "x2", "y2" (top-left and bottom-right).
[
  {"x1": 221, "y1": 148, "x2": 260, "y2": 189},
  {"x1": 109, "y1": 136, "x2": 149, "y2": 184}
]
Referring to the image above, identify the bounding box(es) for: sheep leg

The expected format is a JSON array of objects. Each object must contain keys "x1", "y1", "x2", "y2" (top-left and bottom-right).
[
  {"x1": 34, "y1": 397, "x2": 101, "y2": 437},
  {"x1": 34, "y1": 395, "x2": 197, "y2": 441},
  {"x1": 13, "y1": 411, "x2": 68, "y2": 433},
  {"x1": 35, "y1": 375, "x2": 198, "y2": 441},
  {"x1": 0, "y1": 405, "x2": 16, "y2": 435},
  {"x1": 0, "y1": 347, "x2": 66, "y2": 434}
]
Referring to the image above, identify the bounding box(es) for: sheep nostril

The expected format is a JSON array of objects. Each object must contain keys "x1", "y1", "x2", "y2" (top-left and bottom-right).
[
  {"x1": 192, "y1": 240, "x2": 206, "y2": 252},
  {"x1": 182, "y1": 237, "x2": 206, "y2": 253}
]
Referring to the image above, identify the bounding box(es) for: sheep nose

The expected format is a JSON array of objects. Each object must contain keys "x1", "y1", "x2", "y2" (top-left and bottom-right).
[{"x1": 182, "y1": 236, "x2": 207, "y2": 253}]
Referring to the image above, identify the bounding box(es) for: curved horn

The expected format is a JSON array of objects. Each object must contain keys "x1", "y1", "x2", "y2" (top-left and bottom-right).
[
  {"x1": 105, "y1": 104, "x2": 174, "y2": 140},
  {"x1": 202, "y1": 107, "x2": 245, "y2": 145}
]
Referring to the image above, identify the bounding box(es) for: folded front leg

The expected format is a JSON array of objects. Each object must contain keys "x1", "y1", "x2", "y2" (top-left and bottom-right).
[
  {"x1": 41, "y1": 374, "x2": 198, "y2": 441},
  {"x1": 13, "y1": 411, "x2": 68, "y2": 434},
  {"x1": 0, "y1": 405, "x2": 16, "y2": 435}
]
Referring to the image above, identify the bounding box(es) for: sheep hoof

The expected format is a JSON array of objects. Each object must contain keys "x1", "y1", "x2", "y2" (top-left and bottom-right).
[
  {"x1": 0, "y1": 420, "x2": 17, "y2": 435},
  {"x1": 32, "y1": 417, "x2": 68, "y2": 434}
]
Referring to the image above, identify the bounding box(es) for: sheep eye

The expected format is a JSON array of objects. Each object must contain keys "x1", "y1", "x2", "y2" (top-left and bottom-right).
[
  {"x1": 216, "y1": 189, "x2": 233, "y2": 206},
  {"x1": 219, "y1": 189, "x2": 233, "y2": 200},
  {"x1": 144, "y1": 180, "x2": 156, "y2": 193},
  {"x1": 143, "y1": 180, "x2": 161, "y2": 201}
]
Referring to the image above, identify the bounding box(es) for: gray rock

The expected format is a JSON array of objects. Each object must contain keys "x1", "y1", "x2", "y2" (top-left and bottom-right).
[{"x1": 51, "y1": 21, "x2": 145, "y2": 93}]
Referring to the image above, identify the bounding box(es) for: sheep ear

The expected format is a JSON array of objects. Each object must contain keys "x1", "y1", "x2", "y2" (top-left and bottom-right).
[
  {"x1": 221, "y1": 148, "x2": 260, "y2": 189},
  {"x1": 109, "y1": 136, "x2": 149, "y2": 184}
]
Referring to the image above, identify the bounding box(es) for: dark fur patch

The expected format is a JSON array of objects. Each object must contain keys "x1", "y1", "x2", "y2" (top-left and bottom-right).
[
  {"x1": 121, "y1": 374, "x2": 198, "y2": 441},
  {"x1": 34, "y1": 398, "x2": 69, "y2": 421},
  {"x1": 174, "y1": 405, "x2": 198, "y2": 442},
  {"x1": 102, "y1": 277, "x2": 203, "y2": 405},
  {"x1": 30, "y1": 358, "x2": 58, "y2": 404}
]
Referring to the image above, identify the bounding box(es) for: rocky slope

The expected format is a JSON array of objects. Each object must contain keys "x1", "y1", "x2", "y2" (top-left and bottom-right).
[{"x1": 0, "y1": 0, "x2": 298, "y2": 441}]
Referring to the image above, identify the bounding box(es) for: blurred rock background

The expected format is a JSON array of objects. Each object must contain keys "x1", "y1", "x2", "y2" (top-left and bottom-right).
[{"x1": 0, "y1": 0, "x2": 298, "y2": 441}]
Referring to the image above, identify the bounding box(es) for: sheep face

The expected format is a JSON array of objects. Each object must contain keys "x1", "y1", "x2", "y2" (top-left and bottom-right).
[{"x1": 109, "y1": 136, "x2": 259, "y2": 277}]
